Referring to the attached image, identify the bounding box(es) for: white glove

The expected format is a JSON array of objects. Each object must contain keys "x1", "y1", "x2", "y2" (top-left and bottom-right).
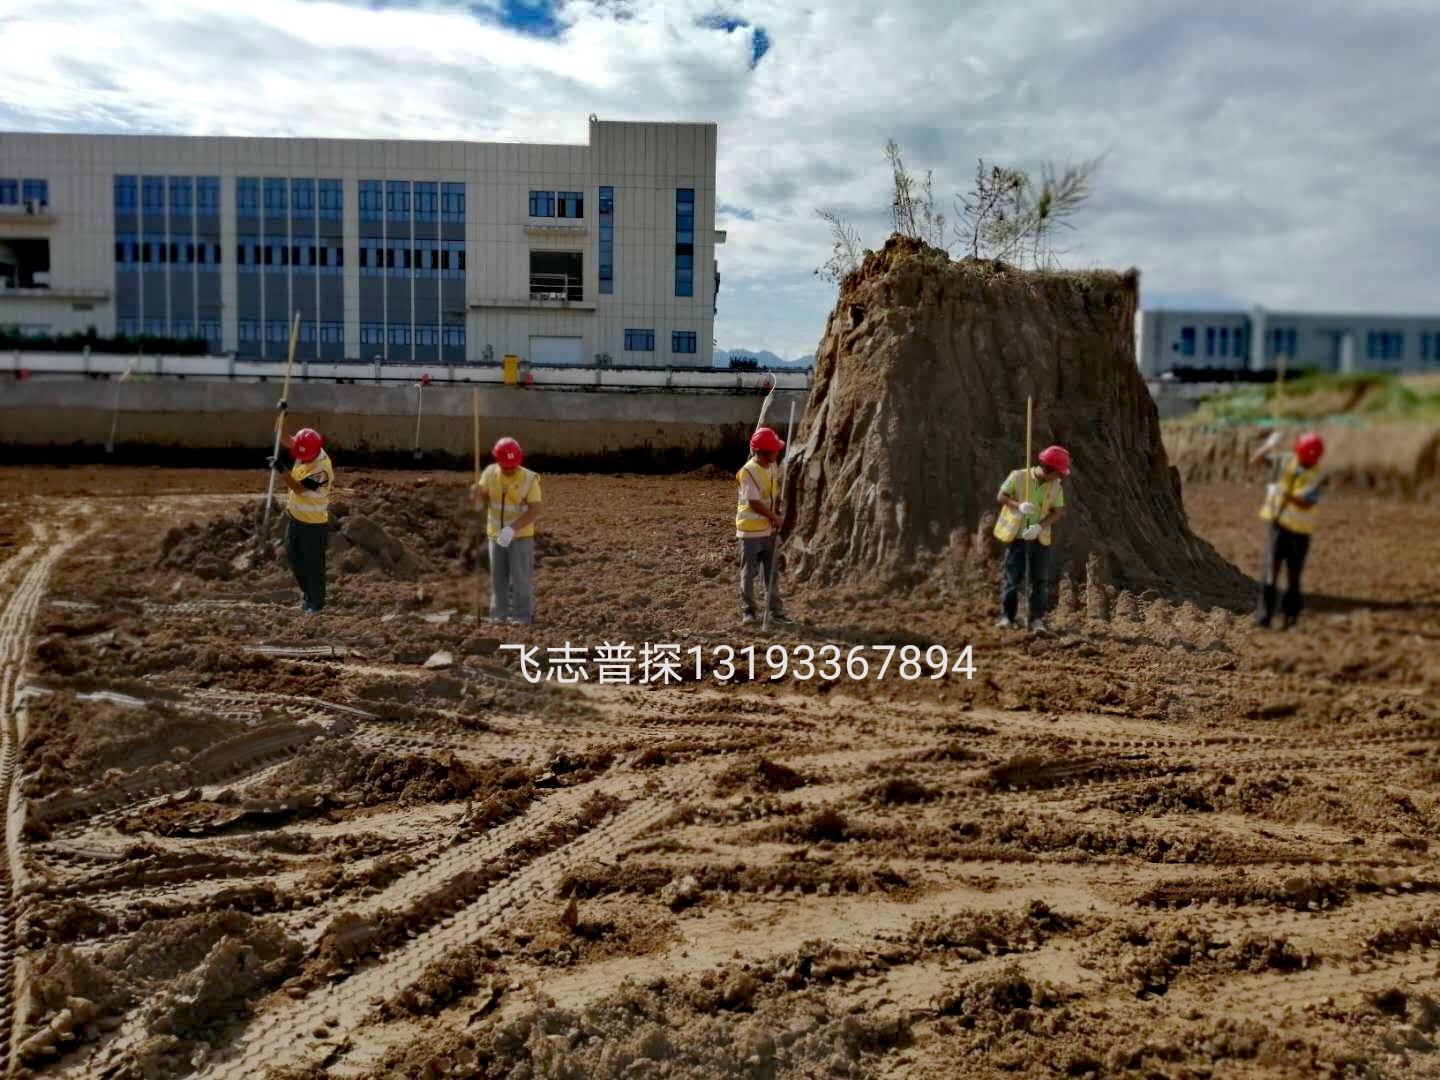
[
  {"x1": 1261, "y1": 431, "x2": 1283, "y2": 452},
  {"x1": 1021, "y1": 524, "x2": 1042, "y2": 541},
  {"x1": 1265, "y1": 483, "x2": 1280, "y2": 501},
  {"x1": 496, "y1": 526, "x2": 515, "y2": 548},
  {"x1": 1018, "y1": 501, "x2": 1038, "y2": 518}
]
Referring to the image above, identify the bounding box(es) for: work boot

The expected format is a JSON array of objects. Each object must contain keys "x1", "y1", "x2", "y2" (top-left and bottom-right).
[
  {"x1": 739, "y1": 612, "x2": 755, "y2": 625},
  {"x1": 1030, "y1": 619, "x2": 1047, "y2": 634},
  {"x1": 996, "y1": 615, "x2": 1013, "y2": 629},
  {"x1": 1253, "y1": 613, "x2": 1271, "y2": 629},
  {"x1": 767, "y1": 610, "x2": 792, "y2": 624}
]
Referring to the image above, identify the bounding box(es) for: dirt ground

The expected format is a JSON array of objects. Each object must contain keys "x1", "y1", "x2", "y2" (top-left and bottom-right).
[{"x1": 0, "y1": 464, "x2": 1437, "y2": 1079}]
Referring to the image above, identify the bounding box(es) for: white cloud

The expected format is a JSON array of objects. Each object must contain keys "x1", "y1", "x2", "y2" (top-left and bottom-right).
[{"x1": 3, "y1": 0, "x2": 1440, "y2": 357}]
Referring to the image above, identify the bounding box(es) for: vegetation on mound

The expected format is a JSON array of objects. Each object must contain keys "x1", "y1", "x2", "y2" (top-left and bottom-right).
[{"x1": 1171, "y1": 371, "x2": 1440, "y2": 427}]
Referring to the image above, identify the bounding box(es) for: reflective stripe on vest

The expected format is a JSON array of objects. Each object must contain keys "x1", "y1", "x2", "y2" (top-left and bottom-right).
[
  {"x1": 1259, "y1": 453, "x2": 1323, "y2": 536},
  {"x1": 735, "y1": 460, "x2": 776, "y2": 533},
  {"x1": 484, "y1": 467, "x2": 540, "y2": 538},
  {"x1": 993, "y1": 468, "x2": 1059, "y2": 546},
  {"x1": 286, "y1": 451, "x2": 332, "y2": 524}
]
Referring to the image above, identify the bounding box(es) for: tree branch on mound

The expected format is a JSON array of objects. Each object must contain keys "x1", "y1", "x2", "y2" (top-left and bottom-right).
[
  {"x1": 814, "y1": 209, "x2": 865, "y2": 284},
  {"x1": 955, "y1": 156, "x2": 1103, "y2": 267}
]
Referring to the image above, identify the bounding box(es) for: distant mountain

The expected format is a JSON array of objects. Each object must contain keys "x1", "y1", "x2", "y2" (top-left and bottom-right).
[{"x1": 714, "y1": 348, "x2": 814, "y2": 369}]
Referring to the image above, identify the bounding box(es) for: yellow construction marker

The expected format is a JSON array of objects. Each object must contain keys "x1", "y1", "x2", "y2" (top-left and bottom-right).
[
  {"x1": 258, "y1": 310, "x2": 302, "y2": 554},
  {"x1": 1024, "y1": 395, "x2": 1034, "y2": 507}
]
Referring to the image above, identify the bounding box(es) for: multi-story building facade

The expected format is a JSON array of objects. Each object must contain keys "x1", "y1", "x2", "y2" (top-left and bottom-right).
[
  {"x1": 1136, "y1": 305, "x2": 1440, "y2": 378},
  {"x1": 0, "y1": 118, "x2": 722, "y2": 367}
]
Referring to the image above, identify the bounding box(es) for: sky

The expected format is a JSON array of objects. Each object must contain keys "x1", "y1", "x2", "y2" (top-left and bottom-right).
[{"x1": 3, "y1": 0, "x2": 1438, "y2": 360}]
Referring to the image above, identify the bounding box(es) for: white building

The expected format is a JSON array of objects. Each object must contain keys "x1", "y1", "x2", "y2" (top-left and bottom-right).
[
  {"x1": 1136, "y1": 305, "x2": 1440, "y2": 378},
  {"x1": 0, "y1": 118, "x2": 722, "y2": 368}
]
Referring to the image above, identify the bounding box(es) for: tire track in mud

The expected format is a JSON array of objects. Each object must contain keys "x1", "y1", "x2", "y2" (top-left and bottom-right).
[{"x1": 0, "y1": 517, "x2": 86, "y2": 1076}]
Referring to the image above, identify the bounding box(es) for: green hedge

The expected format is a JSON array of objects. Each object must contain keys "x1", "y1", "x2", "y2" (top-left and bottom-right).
[{"x1": 0, "y1": 327, "x2": 211, "y2": 355}]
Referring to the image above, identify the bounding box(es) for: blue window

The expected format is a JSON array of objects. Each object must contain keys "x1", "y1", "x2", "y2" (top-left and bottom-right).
[
  {"x1": 238, "y1": 320, "x2": 262, "y2": 343},
  {"x1": 114, "y1": 231, "x2": 139, "y2": 267},
  {"x1": 291, "y1": 240, "x2": 316, "y2": 270},
  {"x1": 169, "y1": 235, "x2": 193, "y2": 266},
  {"x1": 1179, "y1": 326, "x2": 1196, "y2": 356},
  {"x1": 675, "y1": 188, "x2": 695, "y2": 297},
  {"x1": 196, "y1": 241, "x2": 221, "y2": 269},
  {"x1": 320, "y1": 242, "x2": 344, "y2": 276},
  {"x1": 388, "y1": 324, "x2": 411, "y2": 346},
  {"x1": 318, "y1": 179, "x2": 343, "y2": 221},
  {"x1": 299, "y1": 320, "x2": 317, "y2": 345},
  {"x1": 598, "y1": 185, "x2": 614, "y2": 295},
  {"x1": 386, "y1": 181, "x2": 410, "y2": 222},
  {"x1": 264, "y1": 240, "x2": 288, "y2": 272},
  {"x1": 386, "y1": 237, "x2": 410, "y2": 275},
  {"x1": 236, "y1": 240, "x2": 261, "y2": 273},
  {"x1": 414, "y1": 181, "x2": 438, "y2": 222},
  {"x1": 624, "y1": 328, "x2": 655, "y2": 351},
  {"x1": 144, "y1": 318, "x2": 166, "y2": 337},
  {"x1": 172, "y1": 319, "x2": 194, "y2": 340},
  {"x1": 117, "y1": 319, "x2": 142, "y2": 338},
  {"x1": 142, "y1": 176, "x2": 166, "y2": 213},
  {"x1": 0, "y1": 179, "x2": 17, "y2": 205},
  {"x1": 415, "y1": 324, "x2": 439, "y2": 347},
  {"x1": 319, "y1": 322, "x2": 344, "y2": 345},
  {"x1": 413, "y1": 238, "x2": 438, "y2": 278},
  {"x1": 199, "y1": 320, "x2": 221, "y2": 349},
  {"x1": 265, "y1": 320, "x2": 289, "y2": 343},
  {"x1": 442, "y1": 325, "x2": 465, "y2": 348},
  {"x1": 441, "y1": 240, "x2": 465, "y2": 279},
  {"x1": 236, "y1": 178, "x2": 260, "y2": 218},
  {"x1": 22, "y1": 179, "x2": 48, "y2": 206},
  {"x1": 360, "y1": 238, "x2": 384, "y2": 276},
  {"x1": 529, "y1": 190, "x2": 555, "y2": 217},
  {"x1": 168, "y1": 177, "x2": 192, "y2": 215},
  {"x1": 197, "y1": 177, "x2": 220, "y2": 215},
  {"x1": 113, "y1": 176, "x2": 137, "y2": 213},
  {"x1": 359, "y1": 180, "x2": 383, "y2": 221},
  {"x1": 1272, "y1": 327, "x2": 1296, "y2": 358},
  {"x1": 143, "y1": 234, "x2": 167, "y2": 270},
  {"x1": 441, "y1": 182, "x2": 465, "y2": 222},
  {"x1": 291, "y1": 179, "x2": 315, "y2": 219},
  {"x1": 1233, "y1": 326, "x2": 1247, "y2": 358},
  {"x1": 263, "y1": 179, "x2": 286, "y2": 214},
  {"x1": 672, "y1": 331, "x2": 697, "y2": 354},
  {"x1": 360, "y1": 323, "x2": 385, "y2": 346},
  {"x1": 558, "y1": 191, "x2": 583, "y2": 218}
]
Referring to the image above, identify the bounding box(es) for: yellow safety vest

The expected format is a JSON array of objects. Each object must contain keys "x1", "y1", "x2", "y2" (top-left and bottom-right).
[
  {"x1": 286, "y1": 450, "x2": 333, "y2": 525},
  {"x1": 993, "y1": 467, "x2": 1062, "y2": 547},
  {"x1": 1259, "y1": 453, "x2": 1324, "y2": 536},
  {"x1": 478, "y1": 464, "x2": 542, "y2": 539},
  {"x1": 735, "y1": 459, "x2": 777, "y2": 535}
]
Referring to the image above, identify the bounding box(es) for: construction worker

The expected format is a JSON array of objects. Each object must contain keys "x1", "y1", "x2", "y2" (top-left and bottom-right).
[
  {"x1": 270, "y1": 427, "x2": 332, "y2": 614},
  {"x1": 471, "y1": 436, "x2": 542, "y2": 624},
  {"x1": 736, "y1": 427, "x2": 789, "y2": 625},
  {"x1": 1250, "y1": 430, "x2": 1326, "y2": 629},
  {"x1": 993, "y1": 444, "x2": 1070, "y2": 632}
]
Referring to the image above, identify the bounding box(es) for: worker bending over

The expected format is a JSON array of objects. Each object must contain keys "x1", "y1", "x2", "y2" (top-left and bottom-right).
[
  {"x1": 993, "y1": 445, "x2": 1070, "y2": 632},
  {"x1": 472, "y1": 437, "x2": 543, "y2": 624},
  {"x1": 736, "y1": 427, "x2": 790, "y2": 625},
  {"x1": 1250, "y1": 430, "x2": 1326, "y2": 629},
  {"x1": 270, "y1": 427, "x2": 333, "y2": 614}
]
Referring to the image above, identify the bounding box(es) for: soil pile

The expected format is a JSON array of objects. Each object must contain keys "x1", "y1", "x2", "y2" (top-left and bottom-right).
[
  {"x1": 784, "y1": 235, "x2": 1250, "y2": 606},
  {"x1": 1164, "y1": 421, "x2": 1440, "y2": 499}
]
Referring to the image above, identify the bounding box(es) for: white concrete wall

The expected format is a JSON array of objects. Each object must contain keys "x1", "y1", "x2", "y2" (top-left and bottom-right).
[{"x1": 0, "y1": 121, "x2": 719, "y2": 367}]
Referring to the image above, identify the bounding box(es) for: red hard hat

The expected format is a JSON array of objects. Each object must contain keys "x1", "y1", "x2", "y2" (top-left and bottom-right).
[
  {"x1": 1038, "y1": 444, "x2": 1071, "y2": 476},
  {"x1": 292, "y1": 428, "x2": 325, "y2": 462},
  {"x1": 1294, "y1": 432, "x2": 1324, "y2": 467},
  {"x1": 493, "y1": 436, "x2": 523, "y2": 469},
  {"x1": 750, "y1": 427, "x2": 785, "y2": 453}
]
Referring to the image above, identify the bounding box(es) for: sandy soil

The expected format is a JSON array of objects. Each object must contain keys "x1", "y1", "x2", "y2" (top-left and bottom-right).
[{"x1": 0, "y1": 464, "x2": 1436, "y2": 1079}]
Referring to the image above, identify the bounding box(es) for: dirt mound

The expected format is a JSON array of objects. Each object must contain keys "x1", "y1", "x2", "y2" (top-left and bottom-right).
[
  {"x1": 784, "y1": 234, "x2": 1250, "y2": 607},
  {"x1": 1164, "y1": 421, "x2": 1440, "y2": 499}
]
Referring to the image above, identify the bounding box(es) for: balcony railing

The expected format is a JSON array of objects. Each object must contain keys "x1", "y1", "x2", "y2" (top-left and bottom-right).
[{"x1": 528, "y1": 273, "x2": 583, "y2": 302}]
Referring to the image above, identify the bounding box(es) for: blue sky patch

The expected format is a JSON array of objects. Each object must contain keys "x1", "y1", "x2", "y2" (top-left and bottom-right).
[
  {"x1": 468, "y1": 0, "x2": 563, "y2": 38},
  {"x1": 750, "y1": 27, "x2": 770, "y2": 67}
]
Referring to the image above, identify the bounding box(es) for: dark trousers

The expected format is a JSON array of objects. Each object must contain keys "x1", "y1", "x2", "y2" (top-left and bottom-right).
[
  {"x1": 1001, "y1": 540, "x2": 1052, "y2": 621},
  {"x1": 738, "y1": 536, "x2": 784, "y2": 616},
  {"x1": 1257, "y1": 523, "x2": 1310, "y2": 624},
  {"x1": 286, "y1": 517, "x2": 328, "y2": 611}
]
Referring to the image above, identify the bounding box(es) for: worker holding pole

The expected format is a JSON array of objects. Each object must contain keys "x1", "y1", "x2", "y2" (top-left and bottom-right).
[
  {"x1": 471, "y1": 437, "x2": 543, "y2": 624},
  {"x1": 269, "y1": 427, "x2": 334, "y2": 614},
  {"x1": 993, "y1": 400, "x2": 1070, "y2": 631},
  {"x1": 1249, "y1": 430, "x2": 1326, "y2": 629},
  {"x1": 736, "y1": 426, "x2": 790, "y2": 626}
]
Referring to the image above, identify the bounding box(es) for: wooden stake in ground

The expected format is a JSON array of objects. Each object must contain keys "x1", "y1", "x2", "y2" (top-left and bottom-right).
[
  {"x1": 104, "y1": 355, "x2": 139, "y2": 454},
  {"x1": 1024, "y1": 395, "x2": 1034, "y2": 507},
  {"x1": 258, "y1": 310, "x2": 302, "y2": 555},
  {"x1": 472, "y1": 388, "x2": 482, "y2": 621}
]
